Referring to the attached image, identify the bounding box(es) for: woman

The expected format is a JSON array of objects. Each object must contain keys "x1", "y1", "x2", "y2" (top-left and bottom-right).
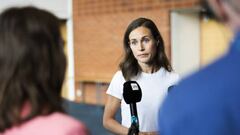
[
  {"x1": 103, "y1": 18, "x2": 179, "y2": 135},
  {"x1": 0, "y1": 6, "x2": 88, "y2": 135}
]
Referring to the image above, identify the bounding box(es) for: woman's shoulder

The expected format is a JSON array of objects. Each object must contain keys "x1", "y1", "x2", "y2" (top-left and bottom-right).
[
  {"x1": 169, "y1": 71, "x2": 180, "y2": 80},
  {"x1": 111, "y1": 70, "x2": 125, "y2": 81},
  {"x1": 162, "y1": 68, "x2": 179, "y2": 76},
  {"x1": 48, "y1": 112, "x2": 84, "y2": 126},
  {"x1": 113, "y1": 70, "x2": 123, "y2": 77},
  {"x1": 48, "y1": 112, "x2": 89, "y2": 134},
  {"x1": 161, "y1": 68, "x2": 180, "y2": 83},
  {"x1": 3, "y1": 112, "x2": 88, "y2": 135}
]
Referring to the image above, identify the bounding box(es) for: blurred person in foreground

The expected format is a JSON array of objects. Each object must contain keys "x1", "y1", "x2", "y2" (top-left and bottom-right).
[
  {"x1": 158, "y1": 0, "x2": 240, "y2": 134},
  {"x1": 0, "y1": 6, "x2": 88, "y2": 135}
]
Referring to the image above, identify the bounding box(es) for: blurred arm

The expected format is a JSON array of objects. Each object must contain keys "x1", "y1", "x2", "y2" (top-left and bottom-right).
[{"x1": 103, "y1": 95, "x2": 129, "y2": 135}]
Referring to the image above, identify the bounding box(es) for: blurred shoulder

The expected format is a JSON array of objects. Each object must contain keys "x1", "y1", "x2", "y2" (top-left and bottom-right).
[
  {"x1": 50, "y1": 112, "x2": 84, "y2": 126},
  {"x1": 3, "y1": 112, "x2": 89, "y2": 135},
  {"x1": 52, "y1": 112, "x2": 89, "y2": 134}
]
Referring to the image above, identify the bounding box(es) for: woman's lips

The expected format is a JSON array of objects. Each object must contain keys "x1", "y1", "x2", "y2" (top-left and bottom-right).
[{"x1": 138, "y1": 54, "x2": 148, "y2": 57}]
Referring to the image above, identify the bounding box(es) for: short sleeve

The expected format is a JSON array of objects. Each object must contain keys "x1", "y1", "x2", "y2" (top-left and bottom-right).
[
  {"x1": 106, "y1": 71, "x2": 125, "y2": 100},
  {"x1": 166, "y1": 72, "x2": 180, "y2": 93},
  {"x1": 169, "y1": 72, "x2": 180, "y2": 86}
]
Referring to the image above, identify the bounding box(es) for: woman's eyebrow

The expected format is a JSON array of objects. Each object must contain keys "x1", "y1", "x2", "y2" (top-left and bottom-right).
[
  {"x1": 142, "y1": 35, "x2": 150, "y2": 38},
  {"x1": 130, "y1": 35, "x2": 150, "y2": 40}
]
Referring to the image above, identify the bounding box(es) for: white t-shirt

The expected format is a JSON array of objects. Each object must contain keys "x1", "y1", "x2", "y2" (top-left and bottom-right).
[{"x1": 106, "y1": 68, "x2": 180, "y2": 132}]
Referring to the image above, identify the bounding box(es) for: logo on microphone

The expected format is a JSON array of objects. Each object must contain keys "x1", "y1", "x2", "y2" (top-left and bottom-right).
[{"x1": 131, "y1": 83, "x2": 139, "y2": 91}]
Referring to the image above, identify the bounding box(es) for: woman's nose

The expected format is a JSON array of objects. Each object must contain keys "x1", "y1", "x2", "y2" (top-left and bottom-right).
[{"x1": 138, "y1": 42, "x2": 144, "y2": 51}]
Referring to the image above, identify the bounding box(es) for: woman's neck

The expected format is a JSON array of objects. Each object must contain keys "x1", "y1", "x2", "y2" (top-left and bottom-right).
[{"x1": 139, "y1": 63, "x2": 157, "y2": 73}]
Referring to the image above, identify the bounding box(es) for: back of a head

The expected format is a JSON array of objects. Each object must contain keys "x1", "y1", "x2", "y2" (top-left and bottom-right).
[
  {"x1": 0, "y1": 6, "x2": 66, "y2": 132},
  {"x1": 220, "y1": 0, "x2": 240, "y2": 14},
  {"x1": 201, "y1": 0, "x2": 240, "y2": 21}
]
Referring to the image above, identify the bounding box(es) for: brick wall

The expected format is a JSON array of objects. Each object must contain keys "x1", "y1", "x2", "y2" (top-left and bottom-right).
[{"x1": 73, "y1": 0, "x2": 200, "y2": 104}]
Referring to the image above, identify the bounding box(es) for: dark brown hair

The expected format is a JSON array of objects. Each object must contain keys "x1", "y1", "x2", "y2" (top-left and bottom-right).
[
  {"x1": 0, "y1": 6, "x2": 66, "y2": 132},
  {"x1": 119, "y1": 17, "x2": 172, "y2": 81}
]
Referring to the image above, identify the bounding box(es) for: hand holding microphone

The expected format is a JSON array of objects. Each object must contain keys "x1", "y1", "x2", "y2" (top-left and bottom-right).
[
  {"x1": 123, "y1": 81, "x2": 142, "y2": 135},
  {"x1": 128, "y1": 123, "x2": 139, "y2": 135}
]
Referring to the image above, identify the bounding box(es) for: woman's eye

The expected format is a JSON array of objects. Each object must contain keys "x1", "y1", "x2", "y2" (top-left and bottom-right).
[
  {"x1": 130, "y1": 41, "x2": 137, "y2": 46},
  {"x1": 142, "y1": 38, "x2": 150, "y2": 43}
]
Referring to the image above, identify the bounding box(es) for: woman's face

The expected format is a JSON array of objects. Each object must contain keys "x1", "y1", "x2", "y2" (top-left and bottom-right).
[{"x1": 129, "y1": 26, "x2": 157, "y2": 66}]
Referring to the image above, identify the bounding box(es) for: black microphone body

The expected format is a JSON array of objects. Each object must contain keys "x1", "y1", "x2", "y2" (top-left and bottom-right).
[
  {"x1": 123, "y1": 81, "x2": 142, "y2": 135},
  {"x1": 130, "y1": 103, "x2": 138, "y2": 118}
]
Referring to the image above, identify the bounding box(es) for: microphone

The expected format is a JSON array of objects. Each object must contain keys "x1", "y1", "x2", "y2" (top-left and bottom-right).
[{"x1": 123, "y1": 81, "x2": 142, "y2": 135}]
